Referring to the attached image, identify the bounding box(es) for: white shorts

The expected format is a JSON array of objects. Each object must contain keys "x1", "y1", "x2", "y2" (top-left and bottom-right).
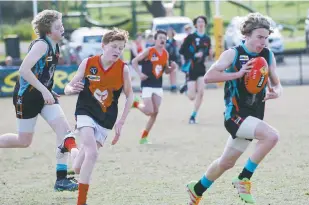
[
  {"x1": 17, "y1": 104, "x2": 65, "y2": 133},
  {"x1": 227, "y1": 116, "x2": 262, "y2": 152},
  {"x1": 76, "y1": 115, "x2": 110, "y2": 146},
  {"x1": 141, "y1": 87, "x2": 163, "y2": 98}
]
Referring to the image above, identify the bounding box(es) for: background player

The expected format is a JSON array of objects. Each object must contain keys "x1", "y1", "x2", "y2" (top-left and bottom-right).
[
  {"x1": 166, "y1": 27, "x2": 180, "y2": 93},
  {"x1": 179, "y1": 15, "x2": 212, "y2": 124},
  {"x1": 132, "y1": 30, "x2": 176, "y2": 144}
]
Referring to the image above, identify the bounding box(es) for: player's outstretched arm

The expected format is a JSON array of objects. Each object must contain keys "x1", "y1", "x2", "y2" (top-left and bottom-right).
[
  {"x1": 112, "y1": 65, "x2": 134, "y2": 145},
  {"x1": 64, "y1": 58, "x2": 87, "y2": 95},
  {"x1": 119, "y1": 65, "x2": 134, "y2": 122},
  {"x1": 263, "y1": 52, "x2": 283, "y2": 101},
  {"x1": 204, "y1": 49, "x2": 252, "y2": 84}
]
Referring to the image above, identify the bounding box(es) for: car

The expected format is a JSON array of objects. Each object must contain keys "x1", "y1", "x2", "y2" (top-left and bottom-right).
[
  {"x1": 224, "y1": 16, "x2": 285, "y2": 63},
  {"x1": 69, "y1": 27, "x2": 109, "y2": 60},
  {"x1": 146, "y1": 16, "x2": 194, "y2": 45}
]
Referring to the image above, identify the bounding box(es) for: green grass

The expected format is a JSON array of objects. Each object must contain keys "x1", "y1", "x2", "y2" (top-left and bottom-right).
[{"x1": 284, "y1": 40, "x2": 306, "y2": 50}]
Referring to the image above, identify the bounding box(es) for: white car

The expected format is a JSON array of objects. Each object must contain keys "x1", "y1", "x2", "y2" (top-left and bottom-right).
[
  {"x1": 70, "y1": 27, "x2": 109, "y2": 60},
  {"x1": 224, "y1": 16, "x2": 284, "y2": 62},
  {"x1": 147, "y1": 16, "x2": 194, "y2": 44}
]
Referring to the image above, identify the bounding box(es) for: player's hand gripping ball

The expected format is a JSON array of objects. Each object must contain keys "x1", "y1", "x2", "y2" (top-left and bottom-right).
[{"x1": 244, "y1": 57, "x2": 269, "y2": 94}]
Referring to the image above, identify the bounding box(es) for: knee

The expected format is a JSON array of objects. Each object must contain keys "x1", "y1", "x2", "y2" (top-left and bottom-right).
[
  {"x1": 73, "y1": 167, "x2": 81, "y2": 174},
  {"x1": 188, "y1": 93, "x2": 196, "y2": 101},
  {"x1": 218, "y1": 157, "x2": 236, "y2": 171},
  {"x1": 18, "y1": 134, "x2": 33, "y2": 148},
  {"x1": 145, "y1": 111, "x2": 155, "y2": 116},
  {"x1": 267, "y1": 130, "x2": 280, "y2": 147},
  {"x1": 198, "y1": 90, "x2": 204, "y2": 98},
  {"x1": 144, "y1": 108, "x2": 154, "y2": 116},
  {"x1": 19, "y1": 141, "x2": 32, "y2": 148}
]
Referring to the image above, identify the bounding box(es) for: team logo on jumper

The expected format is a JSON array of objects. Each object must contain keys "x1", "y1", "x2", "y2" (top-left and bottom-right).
[
  {"x1": 87, "y1": 75, "x2": 100, "y2": 81},
  {"x1": 46, "y1": 56, "x2": 53, "y2": 61},
  {"x1": 239, "y1": 55, "x2": 249, "y2": 65},
  {"x1": 151, "y1": 53, "x2": 159, "y2": 61},
  {"x1": 93, "y1": 88, "x2": 113, "y2": 112},
  {"x1": 153, "y1": 65, "x2": 163, "y2": 78},
  {"x1": 195, "y1": 38, "x2": 200, "y2": 46},
  {"x1": 16, "y1": 97, "x2": 23, "y2": 105},
  {"x1": 90, "y1": 67, "x2": 98, "y2": 75}
]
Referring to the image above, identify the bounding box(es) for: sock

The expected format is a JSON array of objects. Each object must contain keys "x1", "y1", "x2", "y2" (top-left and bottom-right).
[
  {"x1": 194, "y1": 175, "x2": 213, "y2": 196},
  {"x1": 191, "y1": 111, "x2": 197, "y2": 118},
  {"x1": 56, "y1": 164, "x2": 67, "y2": 180},
  {"x1": 238, "y1": 158, "x2": 258, "y2": 180},
  {"x1": 141, "y1": 130, "x2": 148, "y2": 139},
  {"x1": 77, "y1": 183, "x2": 89, "y2": 205},
  {"x1": 64, "y1": 137, "x2": 77, "y2": 152}
]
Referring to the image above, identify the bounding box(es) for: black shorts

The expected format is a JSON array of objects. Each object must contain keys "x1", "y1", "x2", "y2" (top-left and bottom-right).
[
  {"x1": 224, "y1": 114, "x2": 247, "y2": 139},
  {"x1": 188, "y1": 68, "x2": 206, "y2": 81},
  {"x1": 13, "y1": 88, "x2": 58, "y2": 119},
  {"x1": 224, "y1": 112, "x2": 263, "y2": 140}
]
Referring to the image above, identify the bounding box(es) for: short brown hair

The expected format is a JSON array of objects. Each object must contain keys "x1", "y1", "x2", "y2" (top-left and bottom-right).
[
  {"x1": 31, "y1": 10, "x2": 62, "y2": 37},
  {"x1": 102, "y1": 27, "x2": 129, "y2": 44},
  {"x1": 154, "y1": 29, "x2": 167, "y2": 40},
  {"x1": 193, "y1": 15, "x2": 207, "y2": 26},
  {"x1": 240, "y1": 12, "x2": 273, "y2": 36}
]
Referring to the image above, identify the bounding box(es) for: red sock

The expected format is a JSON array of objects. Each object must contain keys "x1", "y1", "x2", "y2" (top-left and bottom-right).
[
  {"x1": 133, "y1": 101, "x2": 139, "y2": 108},
  {"x1": 77, "y1": 183, "x2": 89, "y2": 205},
  {"x1": 141, "y1": 130, "x2": 148, "y2": 139},
  {"x1": 64, "y1": 137, "x2": 77, "y2": 152}
]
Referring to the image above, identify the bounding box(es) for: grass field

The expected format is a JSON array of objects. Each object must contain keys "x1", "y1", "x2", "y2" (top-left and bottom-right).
[{"x1": 0, "y1": 85, "x2": 309, "y2": 205}]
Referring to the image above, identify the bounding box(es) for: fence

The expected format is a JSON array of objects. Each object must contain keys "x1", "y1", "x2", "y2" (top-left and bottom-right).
[
  {"x1": 0, "y1": 50, "x2": 307, "y2": 97},
  {"x1": 0, "y1": 65, "x2": 78, "y2": 97}
]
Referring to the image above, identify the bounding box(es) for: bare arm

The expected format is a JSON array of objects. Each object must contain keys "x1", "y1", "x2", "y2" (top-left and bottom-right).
[
  {"x1": 263, "y1": 51, "x2": 283, "y2": 101},
  {"x1": 118, "y1": 65, "x2": 134, "y2": 123},
  {"x1": 164, "y1": 53, "x2": 172, "y2": 74},
  {"x1": 207, "y1": 48, "x2": 213, "y2": 61},
  {"x1": 204, "y1": 49, "x2": 238, "y2": 83},
  {"x1": 112, "y1": 65, "x2": 134, "y2": 145},
  {"x1": 19, "y1": 41, "x2": 49, "y2": 93},
  {"x1": 131, "y1": 48, "x2": 150, "y2": 76},
  {"x1": 64, "y1": 58, "x2": 87, "y2": 95},
  {"x1": 204, "y1": 49, "x2": 253, "y2": 84},
  {"x1": 131, "y1": 42, "x2": 138, "y2": 57},
  {"x1": 268, "y1": 52, "x2": 281, "y2": 87}
]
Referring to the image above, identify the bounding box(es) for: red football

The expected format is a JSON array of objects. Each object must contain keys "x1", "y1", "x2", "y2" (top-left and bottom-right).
[{"x1": 244, "y1": 57, "x2": 269, "y2": 94}]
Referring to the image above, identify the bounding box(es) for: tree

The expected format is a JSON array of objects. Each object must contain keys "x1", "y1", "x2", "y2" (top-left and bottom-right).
[
  {"x1": 142, "y1": 0, "x2": 166, "y2": 18},
  {"x1": 0, "y1": 1, "x2": 51, "y2": 24},
  {"x1": 0, "y1": 1, "x2": 33, "y2": 24}
]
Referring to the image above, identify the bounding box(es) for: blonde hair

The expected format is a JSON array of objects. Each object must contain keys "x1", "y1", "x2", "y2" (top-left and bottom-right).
[
  {"x1": 240, "y1": 12, "x2": 273, "y2": 36},
  {"x1": 31, "y1": 10, "x2": 62, "y2": 37},
  {"x1": 102, "y1": 27, "x2": 129, "y2": 44}
]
